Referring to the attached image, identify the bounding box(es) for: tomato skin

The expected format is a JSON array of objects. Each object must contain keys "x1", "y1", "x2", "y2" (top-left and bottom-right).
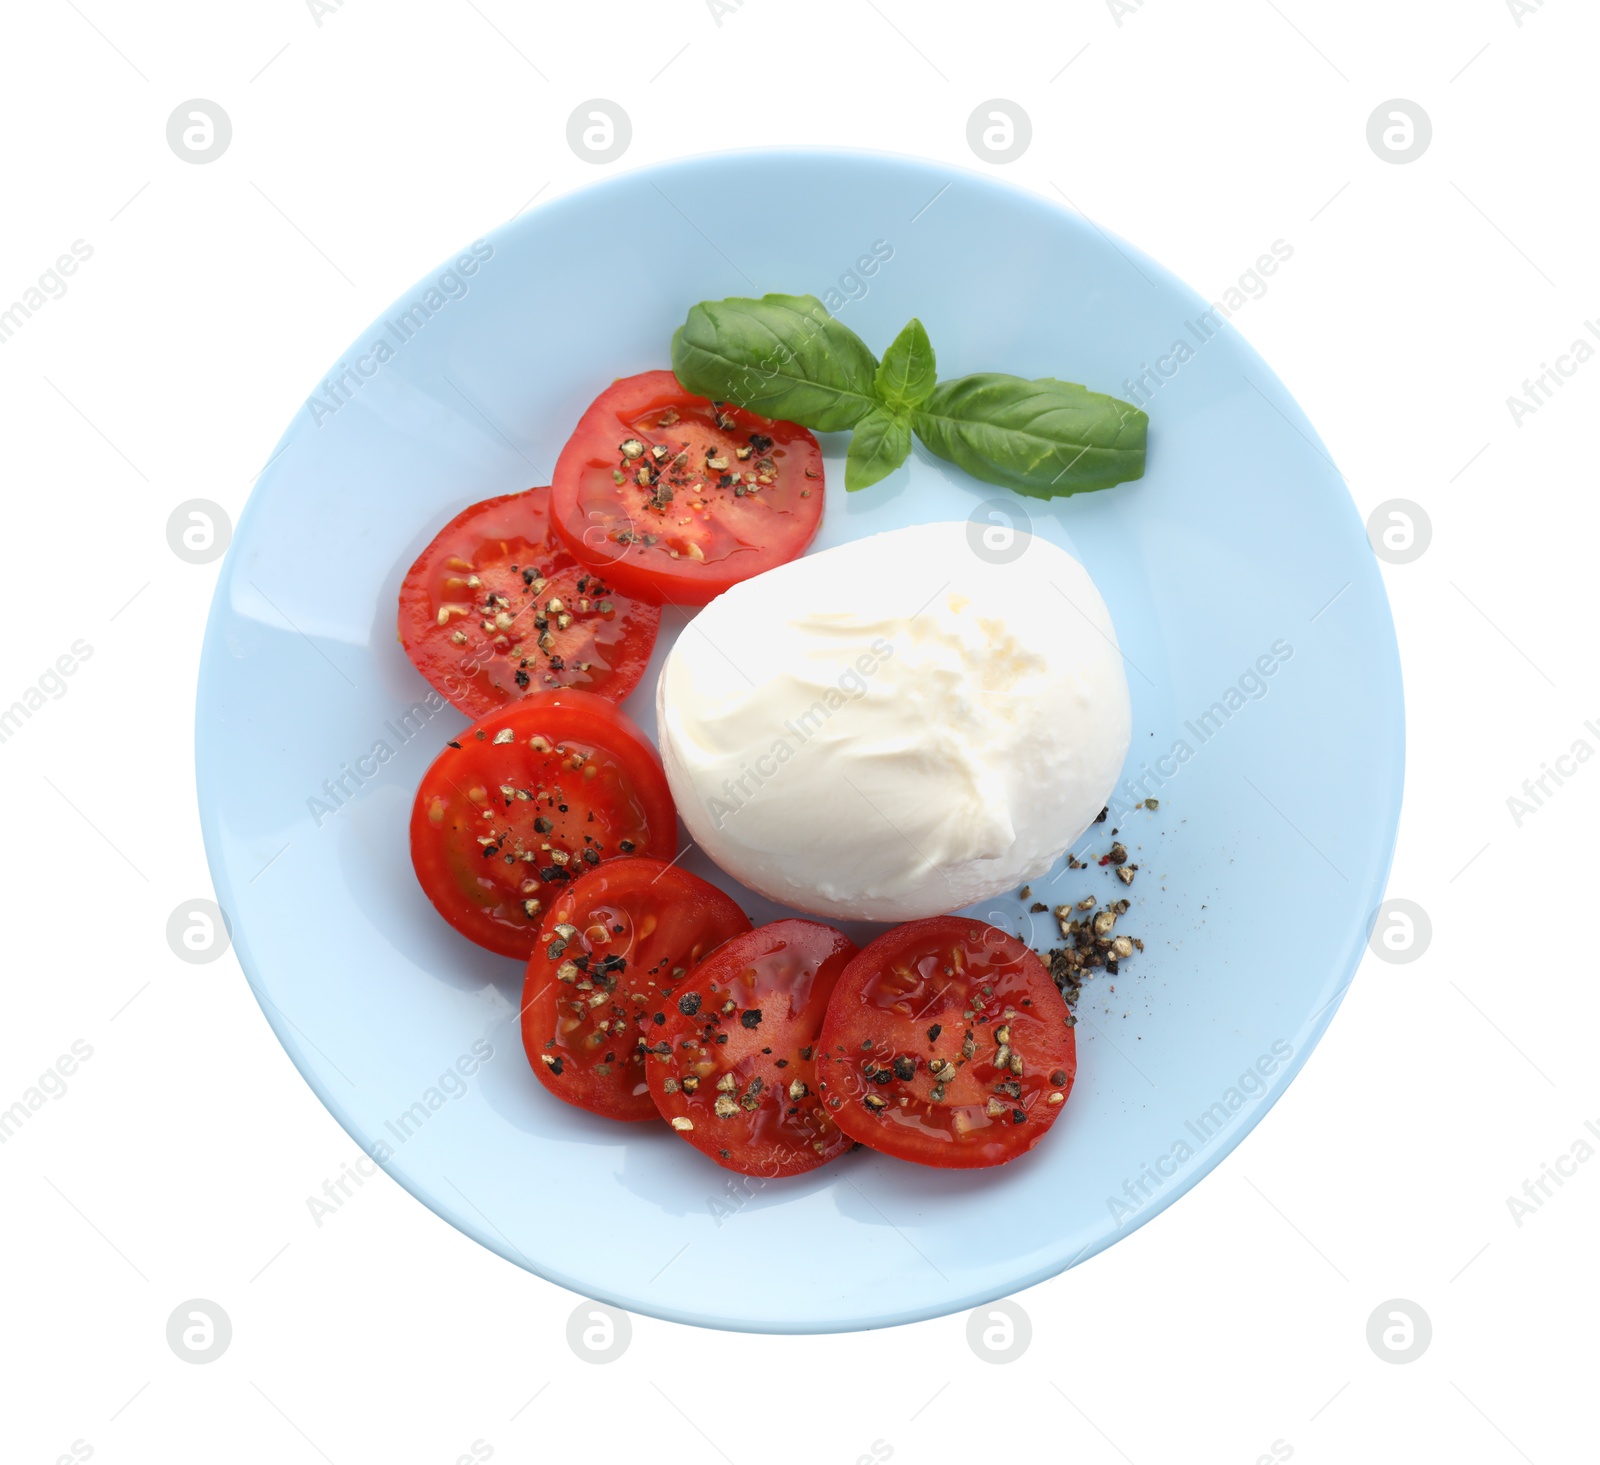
[
  {"x1": 521, "y1": 860, "x2": 751, "y2": 1122},
  {"x1": 646, "y1": 920, "x2": 859, "y2": 1178},
  {"x1": 550, "y1": 370, "x2": 825, "y2": 606},
  {"x1": 397, "y1": 487, "x2": 660, "y2": 716},
  {"x1": 409, "y1": 691, "x2": 678, "y2": 958},
  {"x1": 815, "y1": 918, "x2": 1076, "y2": 1170}
]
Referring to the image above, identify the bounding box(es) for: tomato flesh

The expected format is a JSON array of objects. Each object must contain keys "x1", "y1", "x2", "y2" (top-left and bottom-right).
[
  {"x1": 815, "y1": 918, "x2": 1076, "y2": 1169},
  {"x1": 398, "y1": 487, "x2": 660, "y2": 717},
  {"x1": 409, "y1": 691, "x2": 677, "y2": 958},
  {"x1": 521, "y1": 860, "x2": 751, "y2": 1121},
  {"x1": 646, "y1": 920, "x2": 858, "y2": 1177},
  {"x1": 550, "y1": 370, "x2": 825, "y2": 605}
]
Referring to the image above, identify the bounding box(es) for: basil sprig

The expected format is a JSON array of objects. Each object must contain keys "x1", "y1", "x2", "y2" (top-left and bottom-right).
[{"x1": 670, "y1": 293, "x2": 1148, "y2": 495}]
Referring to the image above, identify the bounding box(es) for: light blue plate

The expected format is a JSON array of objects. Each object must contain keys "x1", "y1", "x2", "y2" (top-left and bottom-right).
[{"x1": 197, "y1": 149, "x2": 1402, "y2": 1333}]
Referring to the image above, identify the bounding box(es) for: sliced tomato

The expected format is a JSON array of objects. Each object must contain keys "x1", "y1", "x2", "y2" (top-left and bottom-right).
[
  {"x1": 815, "y1": 917, "x2": 1076, "y2": 1170},
  {"x1": 521, "y1": 860, "x2": 751, "y2": 1122},
  {"x1": 645, "y1": 920, "x2": 858, "y2": 1177},
  {"x1": 398, "y1": 487, "x2": 660, "y2": 717},
  {"x1": 550, "y1": 370, "x2": 825, "y2": 605},
  {"x1": 409, "y1": 690, "x2": 678, "y2": 958}
]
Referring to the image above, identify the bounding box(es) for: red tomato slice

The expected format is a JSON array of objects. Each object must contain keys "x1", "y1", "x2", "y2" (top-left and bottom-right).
[
  {"x1": 815, "y1": 917, "x2": 1076, "y2": 1169},
  {"x1": 645, "y1": 920, "x2": 859, "y2": 1178},
  {"x1": 409, "y1": 691, "x2": 678, "y2": 958},
  {"x1": 398, "y1": 487, "x2": 660, "y2": 717},
  {"x1": 521, "y1": 860, "x2": 751, "y2": 1122},
  {"x1": 550, "y1": 370, "x2": 825, "y2": 605}
]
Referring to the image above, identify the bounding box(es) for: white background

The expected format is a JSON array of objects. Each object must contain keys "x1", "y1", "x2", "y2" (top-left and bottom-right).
[{"x1": 2, "y1": 1, "x2": 1595, "y2": 1461}]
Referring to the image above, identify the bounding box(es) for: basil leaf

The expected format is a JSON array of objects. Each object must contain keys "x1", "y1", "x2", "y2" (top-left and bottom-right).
[
  {"x1": 671, "y1": 293, "x2": 880, "y2": 432},
  {"x1": 912, "y1": 374, "x2": 1147, "y2": 496},
  {"x1": 844, "y1": 407, "x2": 912, "y2": 491},
  {"x1": 874, "y1": 318, "x2": 937, "y2": 411}
]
